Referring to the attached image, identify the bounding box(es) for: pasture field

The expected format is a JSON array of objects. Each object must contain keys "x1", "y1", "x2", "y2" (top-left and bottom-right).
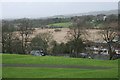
[{"x1": 47, "y1": 22, "x2": 72, "y2": 27}]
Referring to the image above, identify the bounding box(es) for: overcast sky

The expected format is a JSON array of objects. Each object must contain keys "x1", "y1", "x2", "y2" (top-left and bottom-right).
[{"x1": 1, "y1": 2, "x2": 118, "y2": 19}]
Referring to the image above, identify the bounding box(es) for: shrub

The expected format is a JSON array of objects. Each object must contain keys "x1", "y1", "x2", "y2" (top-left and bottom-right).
[{"x1": 54, "y1": 29, "x2": 61, "y2": 32}]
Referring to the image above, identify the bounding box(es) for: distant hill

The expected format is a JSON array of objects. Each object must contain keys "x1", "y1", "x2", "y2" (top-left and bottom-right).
[
  {"x1": 75, "y1": 9, "x2": 118, "y2": 16},
  {"x1": 53, "y1": 9, "x2": 118, "y2": 18}
]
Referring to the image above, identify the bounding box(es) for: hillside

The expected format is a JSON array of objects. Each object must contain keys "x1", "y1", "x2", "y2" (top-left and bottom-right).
[
  {"x1": 13, "y1": 27, "x2": 103, "y2": 44},
  {"x1": 32, "y1": 28, "x2": 102, "y2": 43},
  {"x1": 2, "y1": 54, "x2": 118, "y2": 67}
]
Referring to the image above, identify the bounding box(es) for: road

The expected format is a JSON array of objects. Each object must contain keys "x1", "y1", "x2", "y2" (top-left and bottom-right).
[{"x1": 1, "y1": 64, "x2": 114, "y2": 70}]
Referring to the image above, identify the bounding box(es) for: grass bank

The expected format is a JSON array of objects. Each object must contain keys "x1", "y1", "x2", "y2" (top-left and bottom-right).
[{"x1": 2, "y1": 54, "x2": 118, "y2": 67}]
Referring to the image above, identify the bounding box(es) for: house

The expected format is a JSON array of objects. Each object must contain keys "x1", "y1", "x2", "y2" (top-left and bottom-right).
[{"x1": 86, "y1": 40, "x2": 120, "y2": 55}]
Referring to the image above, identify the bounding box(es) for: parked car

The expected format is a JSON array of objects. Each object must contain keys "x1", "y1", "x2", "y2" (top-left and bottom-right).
[
  {"x1": 30, "y1": 50, "x2": 43, "y2": 56},
  {"x1": 112, "y1": 54, "x2": 120, "y2": 60}
]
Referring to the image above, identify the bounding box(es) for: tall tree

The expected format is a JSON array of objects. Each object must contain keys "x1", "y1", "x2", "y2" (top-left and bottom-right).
[
  {"x1": 31, "y1": 32, "x2": 53, "y2": 54},
  {"x1": 18, "y1": 18, "x2": 34, "y2": 54},
  {"x1": 2, "y1": 23, "x2": 16, "y2": 53},
  {"x1": 66, "y1": 19, "x2": 87, "y2": 57},
  {"x1": 99, "y1": 21, "x2": 118, "y2": 60}
]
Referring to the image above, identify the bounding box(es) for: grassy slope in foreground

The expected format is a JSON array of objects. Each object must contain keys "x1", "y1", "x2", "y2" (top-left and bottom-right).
[
  {"x1": 47, "y1": 22, "x2": 72, "y2": 27},
  {"x1": 2, "y1": 54, "x2": 118, "y2": 67},
  {"x1": 3, "y1": 67, "x2": 118, "y2": 78}
]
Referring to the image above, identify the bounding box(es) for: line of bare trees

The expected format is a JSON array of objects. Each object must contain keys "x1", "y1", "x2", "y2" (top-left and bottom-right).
[
  {"x1": 2, "y1": 18, "x2": 34, "y2": 54},
  {"x1": 2, "y1": 18, "x2": 54, "y2": 54}
]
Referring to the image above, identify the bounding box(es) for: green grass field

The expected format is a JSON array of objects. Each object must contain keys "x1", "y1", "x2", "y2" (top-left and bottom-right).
[
  {"x1": 90, "y1": 23, "x2": 103, "y2": 27},
  {"x1": 2, "y1": 54, "x2": 119, "y2": 78},
  {"x1": 47, "y1": 22, "x2": 72, "y2": 27},
  {"x1": 3, "y1": 67, "x2": 118, "y2": 78}
]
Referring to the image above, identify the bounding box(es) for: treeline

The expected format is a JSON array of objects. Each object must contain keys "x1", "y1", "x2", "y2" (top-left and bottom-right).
[
  {"x1": 2, "y1": 14, "x2": 118, "y2": 28},
  {"x1": 2, "y1": 17, "x2": 72, "y2": 28},
  {"x1": 2, "y1": 19, "x2": 34, "y2": 54}
]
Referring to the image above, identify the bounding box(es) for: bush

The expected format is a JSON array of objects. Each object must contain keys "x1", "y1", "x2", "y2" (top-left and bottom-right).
[{"x1": 54, "y1": 29, "x2": 61, "y2": 32}]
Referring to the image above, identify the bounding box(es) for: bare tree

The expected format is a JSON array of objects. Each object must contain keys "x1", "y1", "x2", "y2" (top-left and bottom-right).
[
  {"x1": 2, "y1": 23, "x2": 16, "y2": 53},
  {"x1": 18, "y1": 18, "x2": 34, "y2": 54},
  {"x1": 66, "y1": 19, "x2": 88, "y2": 57},
  {"x1": 31, "y1": 32, "x2": 53, "y2": 54},
  {"x1": 99, "y1": 21, "x2": 118, "y2": 60}
]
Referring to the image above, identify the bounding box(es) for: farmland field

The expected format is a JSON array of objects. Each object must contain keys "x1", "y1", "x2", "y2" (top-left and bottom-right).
[
  {"x1": 47, "y1": 22, "x2": 72, "y2": 27},
  {"x1": 2, "y1": 54, "x2": 119, "y2": 78}
]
